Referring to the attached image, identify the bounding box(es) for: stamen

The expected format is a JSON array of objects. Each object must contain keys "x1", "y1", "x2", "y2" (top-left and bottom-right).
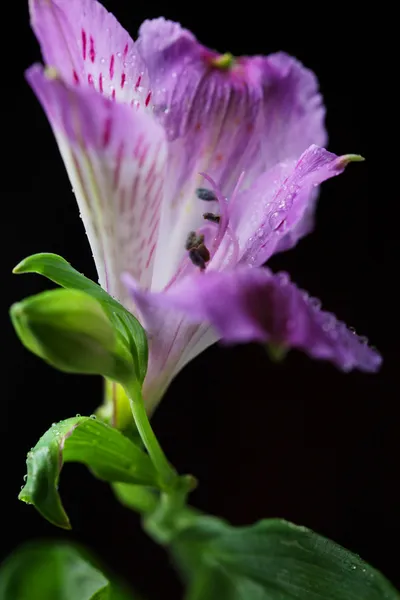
[
  {"x1": 188, "y1": 247, "x2": 210, "y2": 271},
  {"x1": 203, "y1": 212, "x2": 220, "y2": 224},
  {"x1": 196, "y1": 188, "x2": 217, "y2": 202},
  {"x1": 185, "y1": 231, "x2": 210, "y2": 271},
  {"x1": 185, "y1": 231, "x2": 203, "y2": 251}
]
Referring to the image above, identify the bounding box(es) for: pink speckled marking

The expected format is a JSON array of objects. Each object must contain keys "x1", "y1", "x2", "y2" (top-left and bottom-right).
[
  {"x1": 89, "y1": 36, "x2": 96, "y2": 63},
  {"x1": 145, "y1": 91, "x2": 152, "y2": 107},
  {"x1": 133, "y1": 133, "x2": 145, "y2": 160},
  {"x1": 102, "y1": 117, "x2": 112, "y2": 148},
  {"x1": 109, "y1": 55, "x2": 115, "y2": 79},
  {"x1": 120, "y1": 73, "x2": 126, "y2": 89},
  {"x1": 99, "y1": 73, "x2": 104, "y2": 93},
  {"x1": 81, "y1": 29, "x2": 87, "y2": 60},
  {"x1": 145, "y1": 160, "x2": 156, "y2": 186},
  {"x1": 123, "y1": 43, "x2": 129, "y2": 60},
  {"x1": 113, "y1": 142, "x2": 125, "y2": 188},
  {"x1": 138, "y1": 143, "x2": 149, "y2": 168},
  {"x1": 111, "y1": 89, "x2": 116, "y2": 101},
  {"x1": 73, "y1": 70, "x2": 80, "y2": 84},
  {"x1": 135, "y1": 75, "x2": 142, "y2": 90},
  {"x1": 87, "y1": 73, "x2": 94, "y2": 86}
]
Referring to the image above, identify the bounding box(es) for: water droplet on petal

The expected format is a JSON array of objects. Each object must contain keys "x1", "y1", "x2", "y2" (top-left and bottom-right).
[
  {"x1": 359, "y1": 335, "x2": 369, "y2": 345},
  {"x1": 269, "y1": 210, "x2": 286, "y2": 231}
]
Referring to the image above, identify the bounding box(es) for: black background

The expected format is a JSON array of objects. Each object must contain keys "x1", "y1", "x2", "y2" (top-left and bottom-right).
[{"x1": 2, "y1": 1, "x2": 398, "y2": 598}]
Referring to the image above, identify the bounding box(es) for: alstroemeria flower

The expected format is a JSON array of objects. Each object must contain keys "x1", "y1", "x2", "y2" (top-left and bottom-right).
[{"x1": 27, "y1": 0, "x2": 381, "y2": 414}]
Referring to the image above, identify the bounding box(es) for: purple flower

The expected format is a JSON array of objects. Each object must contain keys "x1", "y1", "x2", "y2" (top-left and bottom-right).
[{"x1": 27, "y1": 0, "x2": 380, "y2": 413}]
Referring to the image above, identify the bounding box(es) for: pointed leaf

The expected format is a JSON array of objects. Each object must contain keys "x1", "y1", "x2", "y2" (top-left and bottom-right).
[
  {"x1": 172, "y1": 517, "x2": 399, "y2": 600},
  {"x1": 19, "y1": 416, "x2": 159, "y2": 529},
  {"x1": 0, "y1": 541, "x2": 139, "y2": 600}
]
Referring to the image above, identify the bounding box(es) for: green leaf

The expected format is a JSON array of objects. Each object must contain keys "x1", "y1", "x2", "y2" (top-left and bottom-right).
[
  {"x1": 13, "y1": 253, "x2": 148, "y2": 383},
  {"x1": 19, "y1": 416, "x2": 159, "y2": 529},
  {"x1": 172, "y1": 517, "x2": 399, "y2": 600},
  {"x1": 0, "y1": 541, "x2": 135, "y2": 600},
  {"x1": 10, "y1": 289, "x2": 134, "y2": 383}
]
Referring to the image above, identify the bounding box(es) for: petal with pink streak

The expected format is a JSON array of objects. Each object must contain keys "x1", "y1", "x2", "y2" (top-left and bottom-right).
[
  {"x1": 138, "y1": 19, "x2": 326, "y2": 194},
  {"x1": 122, "y1": 273, "x2": 217, "y2": 414},
  {"x1": 29, "y1": 0, "x2": 149, "y2": 105},
  {"x1": 230, "y1": 146, "x2": 362, "y2": 266},
  {"x1": 137, "y1": 19, "x2": 327, "y2": 286},
  {"x1": 125, "y1": 267, "x2": 381, "y2": 373},
  {"x1": 27, "y1": 65, "x2": 167, "y2": 302}
]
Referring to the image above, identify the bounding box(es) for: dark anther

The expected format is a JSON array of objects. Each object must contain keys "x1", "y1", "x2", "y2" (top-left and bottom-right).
[
  {"x1": 196, "y1": 188, "x2": 217, "y2": 202},
  {"x1": 203, "y1": 212, "x2": 220, "y2": 224},
  {"x1": 185, "y1": 231, "x2": 211, "y2": 271},
  {"x1": 185, "y1": 231, "x2": 202, "y2": 251},
  {"x1": 189, "y1": 248, "x2": 209, "y2": 270}
]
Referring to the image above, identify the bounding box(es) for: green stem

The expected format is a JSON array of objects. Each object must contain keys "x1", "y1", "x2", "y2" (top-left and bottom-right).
[{"x1": 124, "y1": 379, "x2": 177, "y2": 489}]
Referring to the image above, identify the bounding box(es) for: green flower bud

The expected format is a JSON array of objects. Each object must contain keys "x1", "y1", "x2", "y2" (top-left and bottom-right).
[{"x1": 10, "y1": 288, "x2": 134, "y2": 383}]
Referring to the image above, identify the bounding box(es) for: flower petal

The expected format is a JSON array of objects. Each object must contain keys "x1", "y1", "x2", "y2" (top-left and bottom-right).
[
  {"x1": 27, "y1": 65, "x2": 167, "y2": 302},
  {"x1": 130, "y1": 267, "x2": 381, "y2": 373},
  {"x1": 29, "y1": 0, "x2": 149, "y2": 105},
  {"x1": 122, "y1": 273, "x2": 218, "y2": 414},
  {"x1": 230, "y1": 146, "x2": 361, "y2": 266},
  {"x1": 138, "y1": 18, "x2": 326, "y2": 287}
]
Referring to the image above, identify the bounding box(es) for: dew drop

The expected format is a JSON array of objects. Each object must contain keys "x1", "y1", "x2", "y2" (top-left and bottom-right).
[
  {"x1": 90, "y1": 414, "x2": 97, "y2": 419},
  {"x1": 359, "y1": 335, "x2": 369, "y2": 345},
  {"x1": 256, "y1": 228, "x2": 264, "y2": 238},
  {"x1": 23, "y1": 474, "x2": 28, "y2": 481},
  {"x1": 269, "y1": 210, "x2": 286, "y2": 231},
  {"x1": 76, "y1": 413, "x2": 81, "y2": 417},
  {"x1": 349, "y1": 326, "x2": 357, "y2": 334}
]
